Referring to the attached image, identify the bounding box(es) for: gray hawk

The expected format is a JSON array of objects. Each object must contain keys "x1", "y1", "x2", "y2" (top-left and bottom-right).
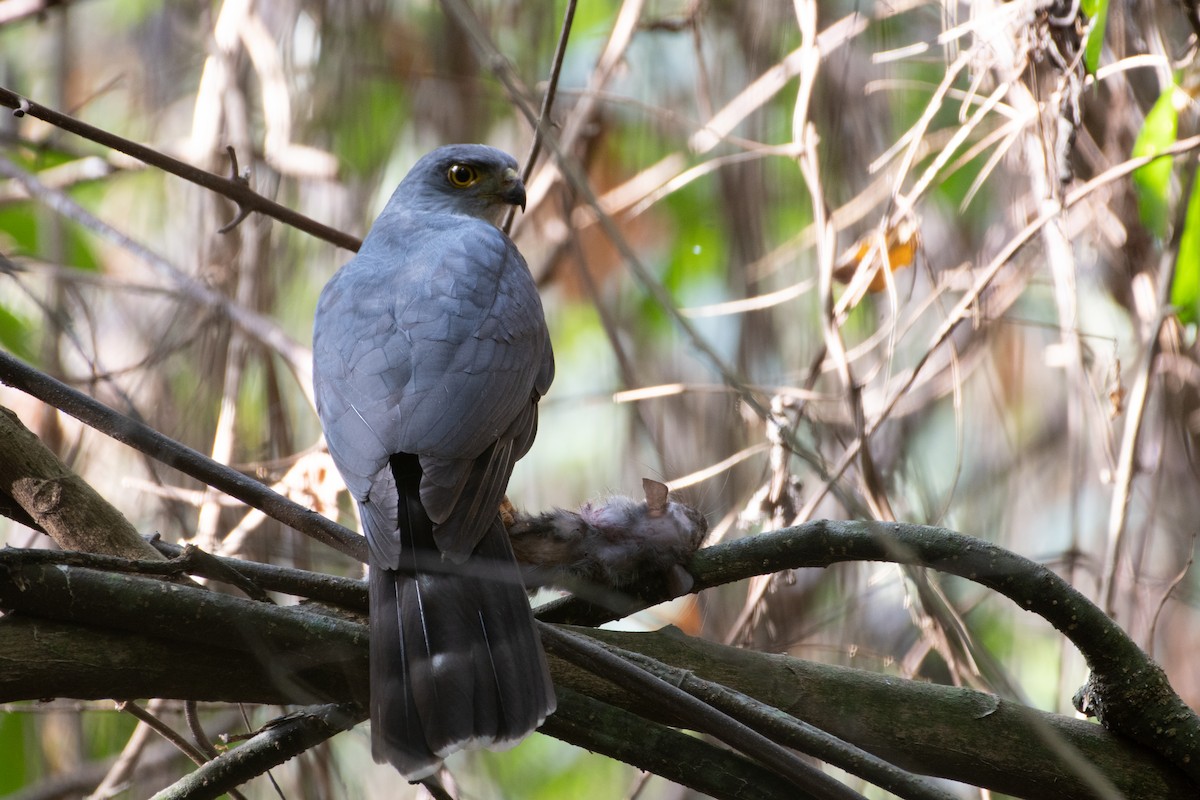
[{"x1": 312, "y1": 144, "x2": 555, "y2": 780}]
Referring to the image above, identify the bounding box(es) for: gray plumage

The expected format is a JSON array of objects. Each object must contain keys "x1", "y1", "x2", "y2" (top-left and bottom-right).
[{"x1": 312, "y1": 144, "x2": 555, "y2": 780}]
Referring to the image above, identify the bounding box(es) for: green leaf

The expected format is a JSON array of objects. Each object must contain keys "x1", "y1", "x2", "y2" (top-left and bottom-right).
[
  {"x1": 0, "y1": 711, "x2": 30, "y2": 794},
  {"x1": 0, "y1": 200, "x2": 102, "y2": 271},
  {"x1": 1171, "y1": 166, "x2": 1200, "y2": 324},
  {"x1": 0, "y1": 203, "x2": 39, "y2": 253},
  {"x1": 1081, "y1": 0, "x2": 1109, "y2": 75},
  {"x1": 330, "y1": 80, "x2": 411, "y2": 178},
  {"x1": 1132, "y1": 85, "x2": 1179, "y2": 240},
  {"x1": 0, "y1": 304, "x2": 36, "y2": 362}
]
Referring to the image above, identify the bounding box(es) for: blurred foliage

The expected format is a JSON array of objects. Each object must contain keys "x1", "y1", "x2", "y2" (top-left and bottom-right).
[
  {"x1": 1133, "y1": 83, "x2": 1180, "y2": 240},
  {"x1": 2, "y1": 0, "x2": 1200, "y2": 798},
  {"x1": 0, "y1": 302, "x2": 35, "y2": 362},
  {"x1": 1081, "y1": 0, "x2": 1109, "y2": 75},
  {"x1": 1174, "y1": 166, "x2": 1200, "y2": 324},
  {"x1": 0, "y1": 710, "x2": 30, "y2": 794}
]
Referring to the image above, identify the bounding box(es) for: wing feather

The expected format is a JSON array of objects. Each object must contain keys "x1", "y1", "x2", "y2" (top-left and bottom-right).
[{"x1": 313, "y1": 216, "x2": 551, "y2": 561}]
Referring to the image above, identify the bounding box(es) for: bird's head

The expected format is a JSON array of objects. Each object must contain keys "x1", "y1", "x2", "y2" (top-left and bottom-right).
[{"x1": 397, "y1": 144, "x2": 527, "y2": 226}]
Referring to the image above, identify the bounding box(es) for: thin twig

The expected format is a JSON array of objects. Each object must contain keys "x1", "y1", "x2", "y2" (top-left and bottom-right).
[
  {"x1": 1101, "y1": 164, "x2": 1196, "y2": 618},
  {"x1": 147, "y1": 704, "x2": 362, "y2": 800},
  {"x1": 184, "y1": 701, "x2": 221, "y2": 761},
  {"x1": 117, "y1": 701, "x2": 210, "y2": 768},
  {"x1": 0, "y1": 155, "x2": 317, "y2": 407},
  {"x1": 1147, "y1": 531, "x2": 1197, "y2": 658},
  {"x1": 522, "y1": 0, "x2": 577, "y2": 170},
  {"x1": 0, "y1": 85, "x2": 360, "y2": 251},
  {"x1": 503, "y1": 0, "x2": 577, "y2": 235},
  {"x1": 0, "y1": 349, "x2": 366, "y2": 562},
  {"x1": 1101, "y1": 299, "x2": 1171, "y2": 618},
  {"x1": 88, "y1": 698, "x2": 167, "y2": 800}
]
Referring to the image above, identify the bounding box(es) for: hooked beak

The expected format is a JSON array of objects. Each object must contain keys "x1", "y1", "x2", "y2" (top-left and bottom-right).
[{"x1": 499, "y1": 167, "x2": 527, "y2": 212}]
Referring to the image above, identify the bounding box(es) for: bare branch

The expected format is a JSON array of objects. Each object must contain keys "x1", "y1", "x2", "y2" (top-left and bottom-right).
[
  {"x1": 0, "y1": 85, "x2": 360, "y2": 251},
  {"x1": 147, "y1": 704, "x2": 360, "y2": 800},
  {"x1": 0, "y1": 350, "x2": 366, "y2": 562}
]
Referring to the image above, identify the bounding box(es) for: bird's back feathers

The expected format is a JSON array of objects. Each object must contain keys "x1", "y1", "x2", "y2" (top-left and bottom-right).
[{"x1": 312, "y1": 144, "x2": 555, "y2": 781}]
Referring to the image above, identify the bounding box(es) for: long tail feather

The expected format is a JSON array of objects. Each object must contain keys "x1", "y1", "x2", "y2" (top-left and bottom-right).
[{"x1": 368, "y1": 454, "x2": 555, "y2": 781}]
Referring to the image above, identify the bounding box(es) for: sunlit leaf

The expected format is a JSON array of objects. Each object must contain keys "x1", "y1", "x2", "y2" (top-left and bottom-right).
[
  {"x1": 1171, "y1": 166, "x2": 1200, "y2": 325},
  {"x1": 1132, "y1": 85, "x2": 1179, "y2": 240},
  {"x1": 1081, "y1": 0, "x2": 1109, "y2": 75}
]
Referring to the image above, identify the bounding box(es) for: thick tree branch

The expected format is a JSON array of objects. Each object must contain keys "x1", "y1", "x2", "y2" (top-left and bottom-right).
[
  {"x1": 540, "y1": 519, "x2": 1200, "y2": 785},
  {"x1": 0, "y1": 558, "x2": 1193, "y2": 799},
  {"x1": 542, "y1": 688, "x2": 804, "y2": 800},
  {"x1": 558, "y1": 627, "x2": 956, "y2": 800},
  {"x1": 540, "y1": 622, "x2": 866, "y2": 800},
  {"x1": 0, "y1": 614, "x2": 320, "y2": 706},
  {"x1": 0, "y1": 562, "x2": 369, "y2": 706},
  {"x1": 0, "y1": 405, "x2": 162, "y2": 560},
  {"x1": 551, "y1": 627, "x2": 1195, "y2": 800}
]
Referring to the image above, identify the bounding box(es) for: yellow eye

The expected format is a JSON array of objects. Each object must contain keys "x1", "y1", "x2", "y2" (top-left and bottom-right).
[{"x1": 446, "y1": 164, "x2": 479, "y2": 188}]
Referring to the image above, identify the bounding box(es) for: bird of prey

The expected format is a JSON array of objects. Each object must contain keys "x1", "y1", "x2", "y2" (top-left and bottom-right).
[{"x1": 312, "y1": 144, "x2": 555, "y2": 780}]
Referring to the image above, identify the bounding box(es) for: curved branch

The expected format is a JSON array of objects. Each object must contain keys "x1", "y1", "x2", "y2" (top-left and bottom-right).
[
  {"x1": 553, "y1": 626, "x2": 1195, "y2": 800},
  {"x1": 539, "y1": 520, "x2": 1200, "y2": 785}
]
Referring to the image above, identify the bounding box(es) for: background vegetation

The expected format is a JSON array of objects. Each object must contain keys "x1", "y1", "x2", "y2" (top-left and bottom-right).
[{"x1": 2, "y1": 0, "x2": 1199, "y2": 797}]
